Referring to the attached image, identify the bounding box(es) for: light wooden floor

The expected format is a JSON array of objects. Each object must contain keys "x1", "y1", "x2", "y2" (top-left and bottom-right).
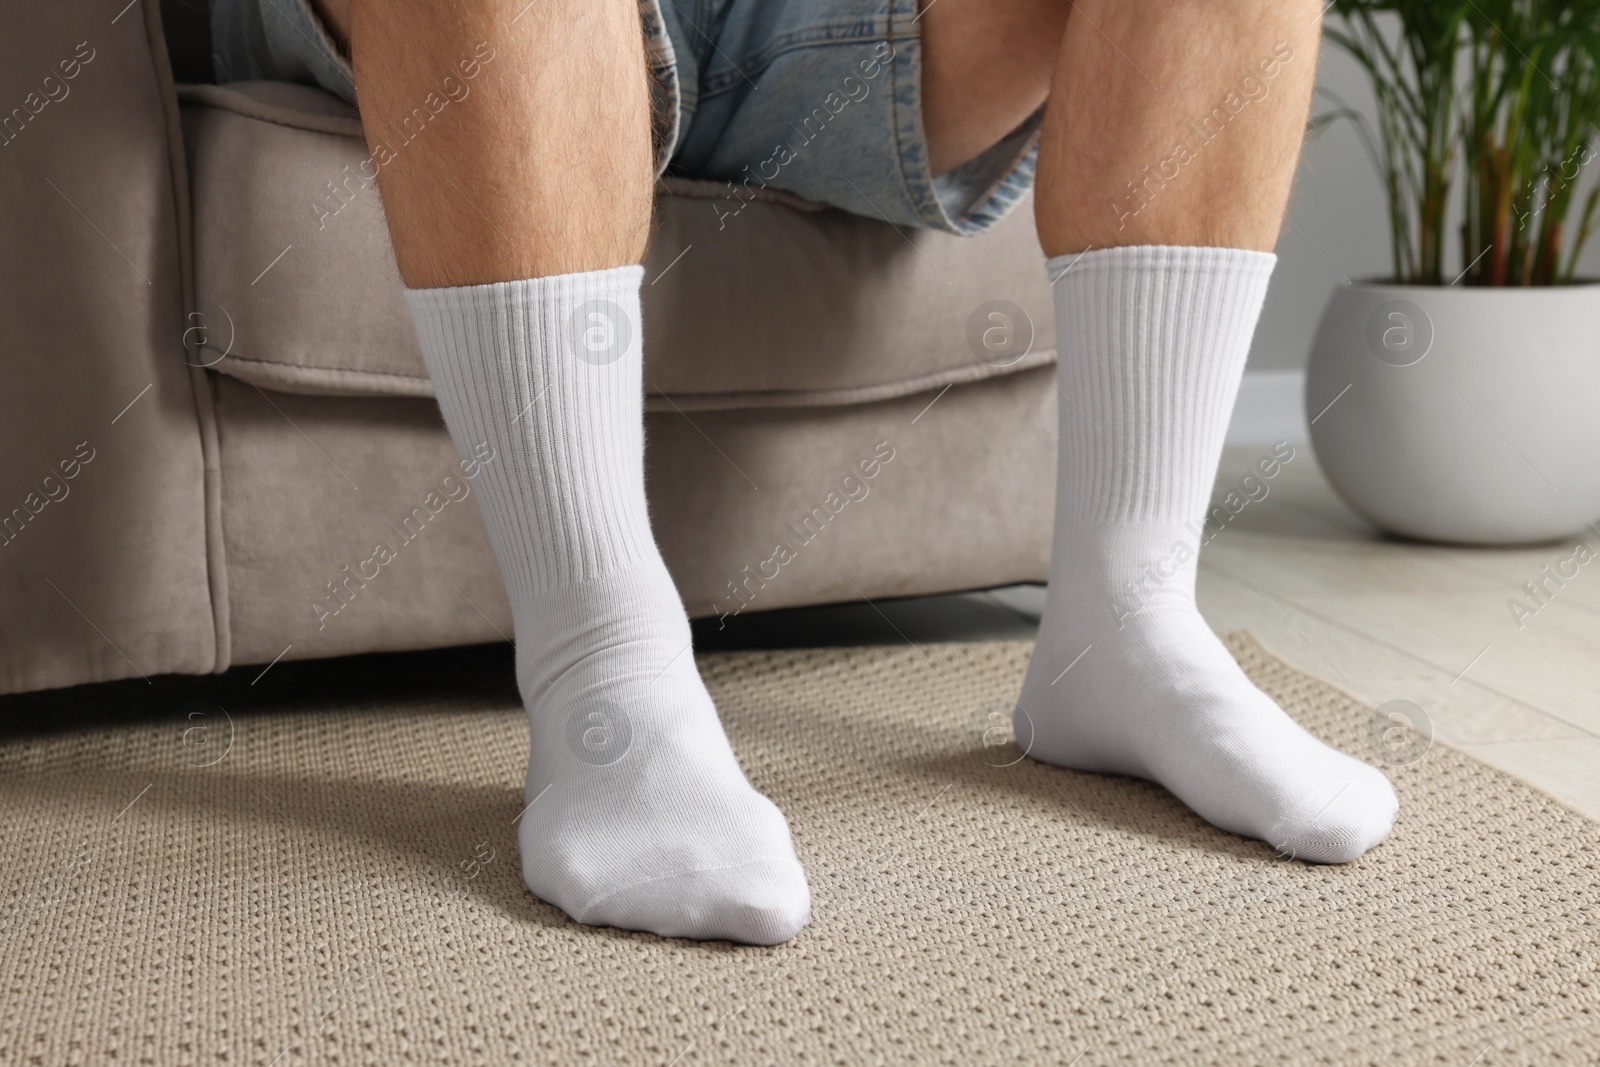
[
  {"x1": 1198, "y1": 443, "x2": 1600, "y2": 819},
  {"x1": 702, "y1": 444, "x2": 1600, "y2": 819}
]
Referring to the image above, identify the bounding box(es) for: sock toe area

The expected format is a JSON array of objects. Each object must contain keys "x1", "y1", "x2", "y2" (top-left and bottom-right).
[
  {"x1": 1266, "y1": 772, "x2": 1398, "y2": 865},
  {"x1": 572, "y1": 856, "x2": 812, "y2": 945}
]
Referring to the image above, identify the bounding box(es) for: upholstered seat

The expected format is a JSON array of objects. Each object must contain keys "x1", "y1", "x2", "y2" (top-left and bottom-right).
[{"x1": 0, "y1": 0, "x2": 1057, "y2": 693}]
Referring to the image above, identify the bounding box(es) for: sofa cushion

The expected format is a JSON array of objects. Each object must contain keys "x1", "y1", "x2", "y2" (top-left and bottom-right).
[{"x1": 181, "y1": 82, "x2": 1056, "y2": 411}]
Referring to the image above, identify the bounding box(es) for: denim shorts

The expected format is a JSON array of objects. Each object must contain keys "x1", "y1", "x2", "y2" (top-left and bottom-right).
[{"x1": 209, "y1": 0, "x2": 1040, "y2": 234}]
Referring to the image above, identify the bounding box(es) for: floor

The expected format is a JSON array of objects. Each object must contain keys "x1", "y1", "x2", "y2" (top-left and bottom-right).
[{"x1": 699, "y1": 443, "x2": 1600, "y2": 820}]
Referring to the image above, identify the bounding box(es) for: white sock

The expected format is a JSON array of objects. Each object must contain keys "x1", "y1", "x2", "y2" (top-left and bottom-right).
[
  {"x1": 406, "y1": 266, "x2": 810, "y2": 942},
  {"x1": 1018, "y1": 246, "x2": 1397, "y2": 863}
]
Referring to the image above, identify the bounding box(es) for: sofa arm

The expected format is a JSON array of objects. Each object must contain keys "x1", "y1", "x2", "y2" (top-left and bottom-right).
[{"x1": 0, "y1": 0, "x2": 224, "y2": 695}]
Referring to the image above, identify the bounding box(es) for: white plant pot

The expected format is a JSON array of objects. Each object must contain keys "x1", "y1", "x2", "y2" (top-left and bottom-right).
[{"x1": 1305, "y1": 281, "x2": 1600, "y2": 545}]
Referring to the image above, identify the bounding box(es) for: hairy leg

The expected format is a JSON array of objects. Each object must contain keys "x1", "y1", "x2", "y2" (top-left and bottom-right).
[
  {"x1": 1034, "y1": 0, "x2": 1318, "y2": 252},
  {"x1": 346, "y1": 0, "x2": 653, "y2": 284},
  {"x1": 919, "y1": 0, "x2": 1068, "y2": 177},
  {"x1": 341, "y1": 0, "x2": 810, "y2": 941},
  {"x1": 1017, "y1": 2, "x2": 1399, "y2": 863}
]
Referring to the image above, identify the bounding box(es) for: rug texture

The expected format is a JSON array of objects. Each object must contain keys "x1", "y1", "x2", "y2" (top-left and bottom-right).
[{"x1": 0, "y1": 633, "x2": 1596, "y2": 1066}]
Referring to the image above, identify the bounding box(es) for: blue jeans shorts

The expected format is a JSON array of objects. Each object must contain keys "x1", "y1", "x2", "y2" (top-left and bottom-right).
[{"x1": 210, "y1": 0, "x2": 1041, "y2": 234}]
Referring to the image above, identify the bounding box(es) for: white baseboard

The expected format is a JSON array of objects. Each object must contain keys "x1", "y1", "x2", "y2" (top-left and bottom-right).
[{"x1": 1227, "y1": 369, "x2": 1307, "y2": 445}]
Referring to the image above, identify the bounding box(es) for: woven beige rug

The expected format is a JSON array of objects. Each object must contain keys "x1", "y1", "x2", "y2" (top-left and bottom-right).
[{"x1": 1, "y1": 633, "x2": 1597, "y2": 1065}]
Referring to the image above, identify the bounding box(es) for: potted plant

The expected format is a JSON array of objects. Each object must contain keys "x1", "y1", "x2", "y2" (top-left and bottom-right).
[{"x1": 1305, "y1": 0, "x2": 1600, "y2": 544}]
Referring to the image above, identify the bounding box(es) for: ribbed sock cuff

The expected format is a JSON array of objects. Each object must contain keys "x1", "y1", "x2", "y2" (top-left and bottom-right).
[
  {"x1": 403, "y1": 265, "x2": 646, "y2": 328},
  {"x1": 404, "y1": 265, "x2": 652, "y2": 596},
  {"x1": 1046, "y1": 245, "x2": 1275, "y2": 285},
  {"x1": 1048, "y1": 245, "x2": 1276, "y2": 523}
]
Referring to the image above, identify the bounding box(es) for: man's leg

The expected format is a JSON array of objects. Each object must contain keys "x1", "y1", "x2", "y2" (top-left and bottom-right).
[
  {"x1": 1013, "y1": 1, "x2": 1398, "y2": 862},
  {"x1": 1031, "y1": 0, "x2": 1310, "y2": 252},
  {"x1": 345, "y1": 0, "x2": 809, "y2": 941},
  {"x1": 919, "y1": 0, "x2": 1066, "y2": 177}
]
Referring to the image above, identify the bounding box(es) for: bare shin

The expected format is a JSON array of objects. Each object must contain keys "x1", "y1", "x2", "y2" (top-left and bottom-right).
[
  {"x1": 1034, "y1": 0, "x2": 1323, "y2": 256},
  {"x1": 347, "y1": 0, "x2": 656, "y2": 288}
]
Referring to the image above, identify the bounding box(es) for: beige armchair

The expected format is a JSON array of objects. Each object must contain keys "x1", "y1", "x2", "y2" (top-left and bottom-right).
[{"x1": 0, "y1": 0, "x2": 1058, "y2": 696}]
